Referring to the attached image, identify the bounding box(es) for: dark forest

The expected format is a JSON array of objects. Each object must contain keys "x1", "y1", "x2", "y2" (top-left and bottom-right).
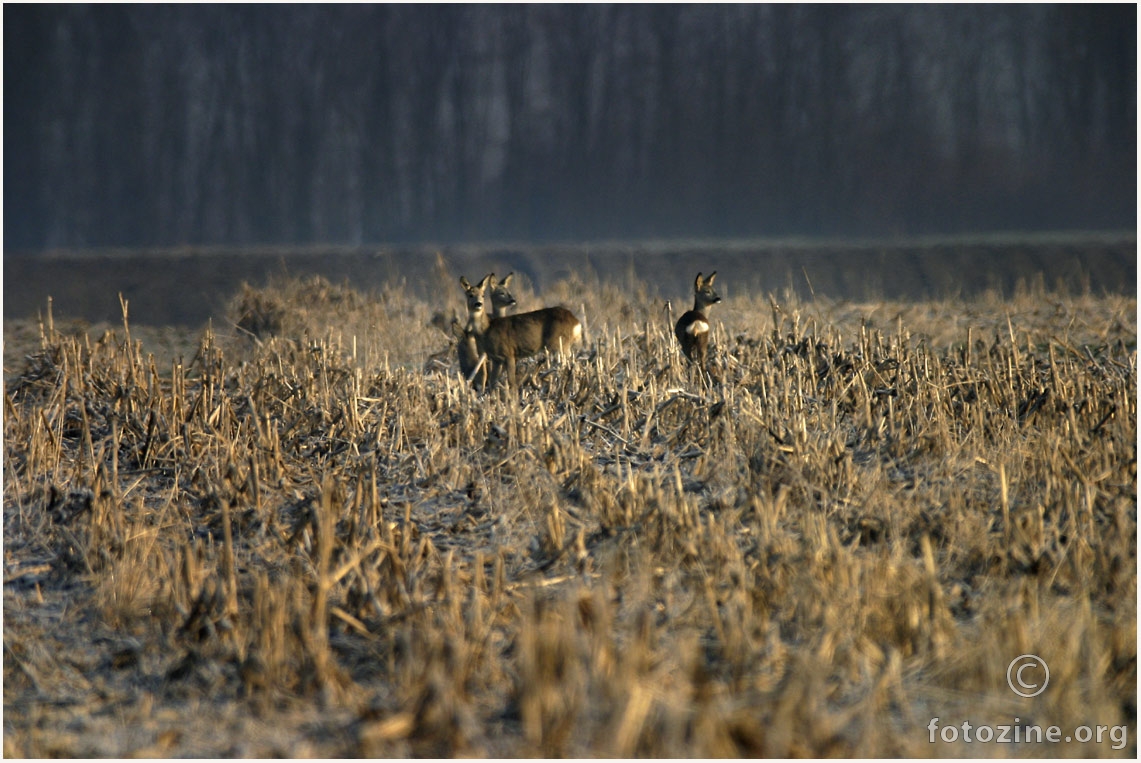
[{"x1": 4, "y1": 4, "x2": 1135, "y2": 249}]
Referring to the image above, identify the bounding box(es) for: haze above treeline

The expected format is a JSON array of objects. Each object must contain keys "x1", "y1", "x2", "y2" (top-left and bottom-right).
[{"x1": 4, "y1": 4, "x2": 1135, "y2": 251}]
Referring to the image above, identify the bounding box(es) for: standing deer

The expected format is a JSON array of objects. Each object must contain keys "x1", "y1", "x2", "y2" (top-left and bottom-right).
[
  {"x1": 452, "y1": 273, "x2": 517, "y2": 389},
  {"x1": 675, "y1": 271, "x2": 722, "y2": 364},
  {"x1": 460, "y1": 274, "x2": 582, "y2": 389}
]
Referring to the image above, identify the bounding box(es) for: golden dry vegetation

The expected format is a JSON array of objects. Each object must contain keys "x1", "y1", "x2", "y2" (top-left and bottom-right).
[{"x1": 3, "y1": 266, "x2": 1136, "y2": 757}]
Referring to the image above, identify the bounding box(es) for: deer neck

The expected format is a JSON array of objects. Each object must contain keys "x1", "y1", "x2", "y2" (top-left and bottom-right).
[{"x1": 466, "y1": 308, "x2": 491, "y2": 335}]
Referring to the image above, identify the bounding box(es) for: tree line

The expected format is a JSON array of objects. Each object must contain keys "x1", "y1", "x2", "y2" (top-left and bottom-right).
[{"x1": 4, "y1": 4, "x2": 1135, "y2": 249}]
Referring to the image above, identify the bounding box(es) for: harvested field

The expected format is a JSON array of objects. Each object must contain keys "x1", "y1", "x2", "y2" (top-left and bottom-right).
[{"x1": 2, "y1": 261, "x2": 1136, "y2": 756}]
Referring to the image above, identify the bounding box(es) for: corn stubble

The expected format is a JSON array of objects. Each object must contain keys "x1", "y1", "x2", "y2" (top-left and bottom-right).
[{"x1": 3, "y1": 273, "x2": 1135, "y2": 757}]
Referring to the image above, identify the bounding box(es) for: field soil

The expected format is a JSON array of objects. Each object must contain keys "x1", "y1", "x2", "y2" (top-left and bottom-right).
[{"x1": 2, "y1": 238, "x2": 1137, "y2": 757}]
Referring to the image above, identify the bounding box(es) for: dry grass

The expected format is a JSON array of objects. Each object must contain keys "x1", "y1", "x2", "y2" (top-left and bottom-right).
[{"x1": 3, "y1": 269, "x2": 1136, "y2": 757}]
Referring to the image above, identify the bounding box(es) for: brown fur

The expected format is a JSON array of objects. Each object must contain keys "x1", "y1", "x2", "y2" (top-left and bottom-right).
[
  {"x1": 455, "y1": 273, "x2": 519, "y2": 390},
  {"x1": 461, "y1": 274, "x2": 582, "y2": 389},
  {"x1": 675, "y1": 271, "x2": 721, "y2": 364}
]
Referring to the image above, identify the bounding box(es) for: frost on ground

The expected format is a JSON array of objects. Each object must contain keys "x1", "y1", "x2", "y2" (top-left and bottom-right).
[{"x1": 3, "y1": 268, "x2": 1136, "y2": 757}]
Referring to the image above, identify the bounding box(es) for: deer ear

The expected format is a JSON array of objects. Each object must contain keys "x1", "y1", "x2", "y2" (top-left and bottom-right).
[
  {"x1": 477, "y1": 274, "x2": 492, "y2": 289},
  {"x1": 460, "y1": 276, "x2": 471, "y2": 289},
  {"x1": 707, "y1": 271, "x2": 717, "y2": 285},
  {"x1": 488, "y1": 273, "x2": 498, "y2": 287},
  {"x1": 694, "y1": 272, "x2": 703, "y2": 291},
  {"x1": 502, "y1": 272, "x2": 513, "y2": 287}
]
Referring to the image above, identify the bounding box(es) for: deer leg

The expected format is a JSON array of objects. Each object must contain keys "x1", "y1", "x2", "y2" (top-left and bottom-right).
[
  {"x1": 506, "y1": 354, "x2": 517, "y2": 389},
  {"x1": 486, "y1": 356, "x2": 502, "y2": 390},
  {"x1": 467, "y1": 352, "x2": 487, "y2": 391}
]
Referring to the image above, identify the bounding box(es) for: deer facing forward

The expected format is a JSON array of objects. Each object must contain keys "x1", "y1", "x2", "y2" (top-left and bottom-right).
[
  {"x1": 460, "y1": 274, "x2": 582, "y2": 389},
  {"x1": 452, "y1": 273, "x2": 518, "y2": 389},
  {"x1": 675, "y1": 271, "x2": 721, "y2": 364}
]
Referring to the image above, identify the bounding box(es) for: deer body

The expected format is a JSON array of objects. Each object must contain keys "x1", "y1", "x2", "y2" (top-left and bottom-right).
[
  {"x1": 453, "y1": 319, "x2": 485, "y2": 388},
  {"x1": 482, "y1": 305, "x2": 581, "y2": 389},
  {"x1": 675, "y1": 271, "x2": 721, "y2": 364},
  {"x1": 460, "y1": 274, "x2": 582, "y2": 389}
]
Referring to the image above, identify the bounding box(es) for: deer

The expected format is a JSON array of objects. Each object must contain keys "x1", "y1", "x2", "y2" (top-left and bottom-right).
[
  {"x1": 459, "y1": 273, "x2": 582, "y2": 389},
  {"x1": 451, "y1": 273, "x2": 518, "y2": 390},
  {"x1": 674, "y1": 271, "x2": 722, "y2": 364}
]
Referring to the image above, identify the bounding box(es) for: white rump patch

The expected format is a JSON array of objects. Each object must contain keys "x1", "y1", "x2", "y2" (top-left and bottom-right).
[
  {"x1": 572, "y1": 323, "x2": 582, "y2": 342},
  {"x1": 686, "y1": 320, "x2": 709, "y2": 336}
]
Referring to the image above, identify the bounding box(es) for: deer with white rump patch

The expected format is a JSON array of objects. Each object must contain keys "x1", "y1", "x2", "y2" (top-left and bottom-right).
[
  {"x1": 459, "y1": 273, "x2": 582, "y2": 389},
  {"x1": 674, "y1": 271, "x2": 721, "y2": 364}
]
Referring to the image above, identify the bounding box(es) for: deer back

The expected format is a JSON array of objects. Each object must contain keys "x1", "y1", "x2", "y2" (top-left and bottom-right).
[{"x1": 484, "y1": 306, "x2": 581, "y2": 360}]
